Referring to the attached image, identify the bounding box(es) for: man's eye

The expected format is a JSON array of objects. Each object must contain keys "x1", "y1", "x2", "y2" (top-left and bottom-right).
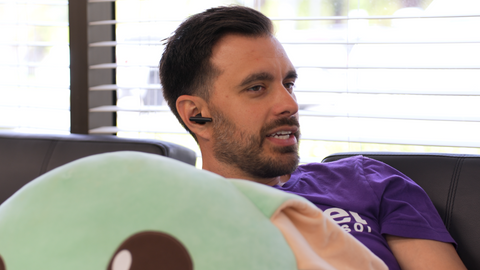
[
  {"x1": 247, "y1": 85, "x2": 265, "y2": 92},
  {"x1": 284, "y1": 82, "x2": 295, "y2": 91}
]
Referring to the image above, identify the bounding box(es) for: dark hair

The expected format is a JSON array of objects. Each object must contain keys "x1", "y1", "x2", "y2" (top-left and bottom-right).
[{"x1": 159, "y1": 6, "x2": 273, "y2": 139}]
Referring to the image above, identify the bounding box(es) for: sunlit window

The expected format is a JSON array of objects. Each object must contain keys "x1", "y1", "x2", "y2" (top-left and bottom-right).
[
  {"x1": 3, "y1": 0, "x2": 478, "y2": 164},
  {"x1": 0, "y1": 0, "x2": 70, "y2": 134},
  {"x1": 109, "y1": 0, "x2": 480, "y2": 164}
]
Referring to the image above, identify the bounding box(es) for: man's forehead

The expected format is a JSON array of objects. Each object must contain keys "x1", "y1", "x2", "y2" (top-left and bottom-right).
[
  {"x1": 210, "y1": 34, "x2": 293, "y2": 77},
  {"x1": 211, "y1": 34, "x2": 289, "y2": 62}
]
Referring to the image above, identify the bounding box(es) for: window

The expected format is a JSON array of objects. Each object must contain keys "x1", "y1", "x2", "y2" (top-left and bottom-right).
[
  {"x1": 4, "y1": 0, "x2": 480, "y2": 165},
  {"x1": 0, "y1": 0, "x2": 70, "y2": 134}
]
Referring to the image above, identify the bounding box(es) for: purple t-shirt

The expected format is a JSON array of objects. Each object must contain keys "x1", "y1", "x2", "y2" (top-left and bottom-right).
[{"x1": 273, "y1": 156, "x2": 455, "y2": 270}]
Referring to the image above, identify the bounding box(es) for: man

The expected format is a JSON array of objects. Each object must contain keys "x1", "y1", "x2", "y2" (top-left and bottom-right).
[{"x1": 159, "y1": 6, "x2": 466, "y2": 269}]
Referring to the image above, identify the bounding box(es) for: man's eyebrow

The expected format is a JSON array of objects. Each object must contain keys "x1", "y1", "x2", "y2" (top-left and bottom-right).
[
  {"x1": 239, "y1": 72, "x2": 274, "y2": 87},
  {"x1": 285, "y1": 70, "x2": 298, "y2": 80},
  {"x1": 238, "y1": 70, "x2": 297, "y2": 88}
]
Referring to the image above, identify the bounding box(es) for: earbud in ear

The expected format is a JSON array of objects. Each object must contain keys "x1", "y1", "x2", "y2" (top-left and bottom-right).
[{"x1": 189, "y1": 113, "x2": 212, "y2": 124}]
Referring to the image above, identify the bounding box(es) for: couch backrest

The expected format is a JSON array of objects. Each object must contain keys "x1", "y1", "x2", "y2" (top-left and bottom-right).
[
  {"x1": 0, "y1": 132, "x2": 196, "y2": 205},
  {"x1": 322, "y1": 152, "x2": 480, "y2": 269}
]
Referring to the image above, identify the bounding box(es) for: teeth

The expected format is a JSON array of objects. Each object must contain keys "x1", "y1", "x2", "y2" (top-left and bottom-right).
[
  {"x1": 269, "y1": 131, "x2": 292, "y2": 139},
  {"x1": 274, "y1": 135, "x2": 289, "y2": 139}
]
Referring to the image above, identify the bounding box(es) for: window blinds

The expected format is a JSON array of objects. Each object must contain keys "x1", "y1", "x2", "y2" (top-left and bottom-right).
[{"x1": 84, "y1": 0, "x2": 480, "y2": 161}]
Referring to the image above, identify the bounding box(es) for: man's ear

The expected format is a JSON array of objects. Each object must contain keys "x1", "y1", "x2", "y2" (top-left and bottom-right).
[{"x1": 176, "y1": 95, "x2": 212, "y2": 140}]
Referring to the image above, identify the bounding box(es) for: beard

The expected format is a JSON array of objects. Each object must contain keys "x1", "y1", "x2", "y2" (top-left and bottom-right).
[{"x1": 211, "y1": 107, "x2": 300, "y2": 180}]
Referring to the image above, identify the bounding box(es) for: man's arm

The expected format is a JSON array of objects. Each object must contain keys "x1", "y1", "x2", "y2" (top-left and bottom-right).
[{"x1": 386, "y1": 235, "x2": 466, "y2": 270}]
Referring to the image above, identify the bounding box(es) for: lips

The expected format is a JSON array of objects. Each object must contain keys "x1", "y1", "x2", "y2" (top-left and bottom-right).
[{"x1": 261, "y1": 116, "x2": 300, "y2": 144}]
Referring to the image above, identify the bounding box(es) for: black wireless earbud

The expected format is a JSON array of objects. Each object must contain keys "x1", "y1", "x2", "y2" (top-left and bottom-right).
[{"x1": 189, "y1": 113, "x2": 212, "y2": 124}]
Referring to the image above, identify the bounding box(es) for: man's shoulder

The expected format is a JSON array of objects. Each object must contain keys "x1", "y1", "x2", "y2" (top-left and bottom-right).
[
  {"x1": 292, "y1": 154, "x2": 409, "y2": 187},
  {"x1": 297, "y1": 155, "x2": 400, "y2": 175},
  {"x1": 295, "y1": 155, "x2": 365, "y2": 173},
  {"x1": 291, "y1": 155, "x2": 366, "y2": 185}
]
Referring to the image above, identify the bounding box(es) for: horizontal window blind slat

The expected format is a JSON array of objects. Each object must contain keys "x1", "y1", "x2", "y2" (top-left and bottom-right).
[
  {"x1": 90, "y1": 63, "x2": 137, "y2": 69},
  {"x1": 90, "y1": 83, "x2": 480, "y2": 96},
  {"x1": 90, "y1": 41, "x2": 163, "y2": 47},
  {"x1": 89, "y1": 126, "x2": 188, "y2": 135},
  {"x1": 0, "y1": 41, "x2": 68, "y2": 46},
  {"x1": 88, "y1": 0, "x2": 115, "y2": 3},
  {"x1": 295, "y1": 89, "x2": 480, "y2": 96},
  {"x1": 0, "y1": 83, "x2": 69, "y2": 90},
  {"x1": 294, "y1": 65, "x2": 480, "y2": 69},
  {"x1": 299, "y1": 110, "x2": 480, "y2": 122},
  {"x1": 90, "y1": 40, "x2": 480, "y2": 47},
  {"x1": 89, "y1": 105, "x2": 171, "y2": 113},
  {"x1": 90, "y1": 63, "x2": 480, "y2": 70},
  {"x1": 0, "y1": 104, "x2": 68, "y2": 110},
  {"x1": 89, "y1": 13, "x2": 480, "y2": 26},
  {"x1": 0, "y1": 21, "x2": 68, "y2": 26},
  {"x1": 0, "y1": 0, "x2": 67, "y2": 5},
  {"x1": 282, "y1": 41, "x2": 480, "y2": 45},
  {"x1": 0, "y1": 63, "x2": 69, "y2": 68},
  {"x1": 0, "y1": 127, "x2": 69, "y2": 134},
  {"x1": 90, "y1": 19, "x2": 181, "y2": 26},
  {"x1": 90, "y1": 84, "x2": 160, "y2": 91},
  {"x1": 269, "y1": 14, "x2": 480, "y2": 21}
]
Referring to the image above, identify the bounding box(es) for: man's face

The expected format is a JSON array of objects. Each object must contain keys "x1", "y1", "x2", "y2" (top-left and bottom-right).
[{"x1": 208, "y1": 34, "x2": 300, "y2": 180}]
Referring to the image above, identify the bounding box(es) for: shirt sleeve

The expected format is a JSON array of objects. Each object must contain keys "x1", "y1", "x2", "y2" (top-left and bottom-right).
[{"x1": 361, "y1": 157, "x2": 456, "y2": 246}]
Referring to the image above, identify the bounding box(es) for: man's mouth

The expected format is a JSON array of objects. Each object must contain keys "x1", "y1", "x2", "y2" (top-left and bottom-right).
[{"x1": 267, "y1": 131, "x2": 293, "y2": 140}]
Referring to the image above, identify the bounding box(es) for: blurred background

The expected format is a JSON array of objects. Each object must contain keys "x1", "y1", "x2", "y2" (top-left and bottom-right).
[{"x1": 1, "y1": 0, "x2": 479, "y2": 166}]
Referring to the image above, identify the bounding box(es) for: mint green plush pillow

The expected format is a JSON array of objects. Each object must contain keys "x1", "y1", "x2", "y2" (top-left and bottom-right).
[{"x1": 0, "y1": 151, "x2": 297, "y2": 270}]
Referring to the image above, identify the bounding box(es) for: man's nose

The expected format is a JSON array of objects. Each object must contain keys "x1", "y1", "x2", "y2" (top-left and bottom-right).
[{"x1": 272, "y1": 84, "x2": 299, "y2": 118}]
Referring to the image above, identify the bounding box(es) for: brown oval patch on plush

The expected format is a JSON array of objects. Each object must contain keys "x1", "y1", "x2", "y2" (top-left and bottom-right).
[
  {"x1": 107, "y1": 231, "x2": 193, "y2": 270},
  {"x1": 0, "y1": 254, "x2": 5, "y2": 270}
]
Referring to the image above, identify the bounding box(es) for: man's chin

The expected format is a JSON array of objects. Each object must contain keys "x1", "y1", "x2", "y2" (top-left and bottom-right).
[
  {"x1": 282, "y1": 152, "x2": 300, "y2": 169},
  {"x1": 260, "y1": 151, "x2": 299, "y2": 176},
  {"x1": 268, "y1": 144, "x2": 299, "y2": 165},
  {"x1": 269, "y1": 143, "x2": 298, "y2": 155}
]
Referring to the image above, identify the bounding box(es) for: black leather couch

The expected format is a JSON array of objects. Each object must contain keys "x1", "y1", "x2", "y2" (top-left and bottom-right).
[
  {"x1": 0, "y1": 132, "x2": 196, "y2": 205},
  {"x1": 2, "y1": 133, "x2": 478, "y2": 267},
  {"x1": 323, "y1": 152, "x2": 480, "y2": 269}
]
